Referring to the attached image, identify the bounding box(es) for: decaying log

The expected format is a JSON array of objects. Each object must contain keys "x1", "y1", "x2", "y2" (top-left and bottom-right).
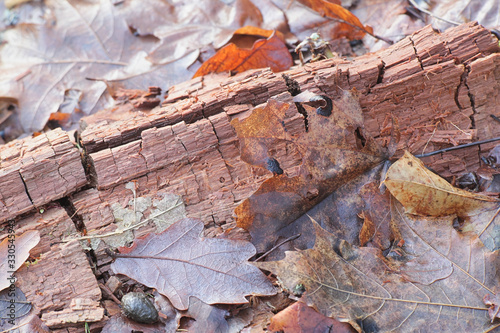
[
  {"x1": 0, "y1": 129, "x2": 87, "y2": 222},
  {"x1": 1, "y1": 22, "x2": 500, "y2": 331}
]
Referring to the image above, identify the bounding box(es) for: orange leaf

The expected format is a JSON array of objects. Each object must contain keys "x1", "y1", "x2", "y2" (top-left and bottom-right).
[
  {"x1": 298, "y1": 0, "x2": 372, "y2": 40},
  {"x1": 193, "y1": 33, "x2": 292, "y2": 78},
  {"x1": 232, "y1": 26, "x2": 285, "y2": 43}
]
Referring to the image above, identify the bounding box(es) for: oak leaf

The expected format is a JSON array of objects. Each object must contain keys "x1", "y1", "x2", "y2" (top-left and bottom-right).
[
  {"x1": 384, "y1": 151, "x2": 500, "y2": 251},
  {"x1": 110, "y1": 218, "x2": 276, "y2": 311},
  {"x1": 193, "y1": 33, "x2": 292, "y2": 78},
  {"x1": 256, "y1": 212, "x2": 499, "y2": 332}
]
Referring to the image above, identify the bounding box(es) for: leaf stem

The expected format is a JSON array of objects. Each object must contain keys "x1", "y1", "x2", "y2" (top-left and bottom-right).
[
  {"x1": 254, "y1": 234, "x2": 301, "y2": 262},
  {"x1": 414, "y1": 136, "x2": 500, "y2": 158}
]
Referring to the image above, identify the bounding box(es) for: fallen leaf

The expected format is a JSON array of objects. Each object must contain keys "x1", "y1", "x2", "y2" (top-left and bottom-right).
[
  {"x1": 101, "y1": 314, "x2": 168, "y2": 333},
  {"x1": 268, "y1": 301, "x2": 356, "y2": 333},
  {"x1": 0, "y1": 0, "x2": 198, "y2": 132},
  {"x1": 256, "y1": 214, "x2": 499, "y2": 332},
  {"x1": 0, "y1": 230, "x2": 40, "y2": 292},
  {"x1": 110, "y1": 218, "x2": 276, "y2": 311},
  {"x1": 181, "y1": 297, "x2": 230, "y2": 333},
  {"x1": 0, "y1": 286, "x2": 32, "y2": 327},
  {"x1": 414, "y1": 0, "x2": 500, "y2": 33},
  {"x1": 228, "y1": 26, "x2": 286, "y2": 49},
  {"x1": 193, "y1": 33, "x2": 292, "y2": 78},
  {"x1": 359, "y1": 181, "x2": 399, "y2": 250},
  {"x1": 232, "y1": 90, "x2": 386, "y2": 253},
  {"x1": 383, "y1": 151, "x2": 500, "y2": 251},
  {"x1": 384, "y1": 151, "x2": 500, "y2": 217},
  {"x1": 296, "y1": 0, "x2": 372, "y2": 40},
  {"x1": 118, "y1": 0, "x2": 266, "y2": 64}
]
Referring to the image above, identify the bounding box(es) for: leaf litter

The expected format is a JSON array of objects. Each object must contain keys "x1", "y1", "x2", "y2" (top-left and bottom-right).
[
  {"x1": 256, "y1": 213, "x2": 498, "y2": 332},
  {"x1": 230, "y1": 93, "x2": 499, "y2": 330}
]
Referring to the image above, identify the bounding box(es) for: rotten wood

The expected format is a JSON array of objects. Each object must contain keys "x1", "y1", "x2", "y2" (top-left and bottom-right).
[
  {"x1": 0, "y1": 128, "x2": 87, "y2": 223},
  {"x1": 1, "y1": 22, "x2": 500, "y2": 331}
]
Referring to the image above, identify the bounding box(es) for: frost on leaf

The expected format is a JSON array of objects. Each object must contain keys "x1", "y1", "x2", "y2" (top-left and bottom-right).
[{"x1": 110, "y1": 218, "x2": 276, "y2": 311}]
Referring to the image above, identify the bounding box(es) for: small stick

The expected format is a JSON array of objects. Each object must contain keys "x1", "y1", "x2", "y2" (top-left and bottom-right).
[
  {"x1": 491, "y1": 114, "x2": 500, "y2": 123},
  {"x1": 254, "y1": 234, "x2": 301, "y2": 262},
  {"x1": 98, "y1": 282, "x2": 122, "y2": 305},
  {"x1": 415, "y1": 136, "x2": 500, "y2": 158}
]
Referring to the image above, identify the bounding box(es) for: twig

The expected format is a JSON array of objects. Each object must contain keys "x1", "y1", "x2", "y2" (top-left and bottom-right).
[
  {"x1": 98, "y1": 282, "x2": 121, "y2": 305},
  {"x1": 414, "y1": 136, "x2": 500, "y2": 158},
  {"x1": 253, "y1": 234, "x2": 301, "y2": 262}
]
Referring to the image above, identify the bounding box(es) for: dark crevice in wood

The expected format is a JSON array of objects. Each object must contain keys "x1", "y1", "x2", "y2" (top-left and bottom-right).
[
  {"x1": 281, "y1": 74, "x2": 301, "y2": 96},
  {"x1": 58, "y1": 196, "x2": 86, "y2": 233},
  {"x1": 463, "y1": 65, "x2": 476, "y2": 127},
  {"x1": 376, "y1": 60, "x2": 385, "y2": 84},
  {"x1": 409, "y1": 36, "x2": 424, "y2": 70},
  {"x1": 455, "y1": 65, "x2": 468, "y2": 111},
  {"x1": 19, "y1": 171, "x2": 34, "y2": 205}
]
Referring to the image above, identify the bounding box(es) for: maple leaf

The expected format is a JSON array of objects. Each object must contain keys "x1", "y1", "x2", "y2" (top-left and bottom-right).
[
  {"x1": 110, "y1": 218, "x2": 276, "y2": 311},
  {"x1": 193, "y1": 33, "x2": 293, "y2": 78},
  {"x1": 0, "y1": 230, "x2": 40, "y2": 292},
  {"x1": 256, "y1": 207, "x2": 499, "y2": 332},
  {"x1": 384, "y1": 151, "x2": 500, "y2": 251},
  {"x1": 232, "y1": 90, "x2": 386, "y2": 254}
]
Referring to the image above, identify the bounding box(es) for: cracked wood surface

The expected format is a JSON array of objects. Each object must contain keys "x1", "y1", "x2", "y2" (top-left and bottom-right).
[{"x1": 0, "y1": 22, "x2": 499, "y2": 330}]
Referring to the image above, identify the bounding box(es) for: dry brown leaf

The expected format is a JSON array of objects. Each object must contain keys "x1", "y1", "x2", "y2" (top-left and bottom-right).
[
  {"x1": 415, "y1": 0, "x2": 500, "y2": 33},
  {"x1": 268, "y1": 301, "x2": 356, "y2": 333},
  {"x1": 110, "y1": 218, "x2": 275, "y2": 311},
  {"x1": 229, "y1": 25, "x2": 286, "y2": 49},
  {"x1": 384, "y1": 151, "x2": 499, "y2": 217},
  {"x1": 256, "y1": 213, "x2": 499, "y2": 332},
  {"x1": 0, "y1": 230, "x2": 40, "y2": 292},
  {"x1": 484, "y1": 293, "x2": 500, "y2": 322},
  {"x1": 358, "y1": 182, "x2": 395, "y2": 250},
  {"x1": 181, "y1": 297, "x2": 230, "y2": 333},
  {"x1": 101, "y1": 314, "x2": 169, "y2": 333},
  {"x1": 383, "y1": 151, "x2": 500, "y2": 251},
  {"x1": 232, "y1": 90, "x2": 386, "y2": 254},
  {"x1": 0, "y1": 0, "x2": 198, "y2": 132},
  {"x1": 118, "y1": 0, "x2": 267, "y2": 64},
  {"x1": 193, "y1": 33, "x2": 292, "y2": 78}
]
